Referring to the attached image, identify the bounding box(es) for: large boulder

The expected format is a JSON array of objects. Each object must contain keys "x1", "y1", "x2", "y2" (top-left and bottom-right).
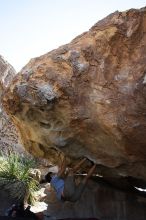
[{"x1": 2, "y1": 8, "x2": 146, "y2": 180}]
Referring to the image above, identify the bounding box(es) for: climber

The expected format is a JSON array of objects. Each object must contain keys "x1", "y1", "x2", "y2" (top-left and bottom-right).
[{"x1": 44, "y1": 158, "x2": 96, "y2": 202}]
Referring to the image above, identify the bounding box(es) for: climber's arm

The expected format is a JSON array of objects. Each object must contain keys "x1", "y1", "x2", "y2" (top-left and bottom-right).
[
  {"x1": 82, "y1": 164, "x2": 96, "y2": 185},
  {"x1": 72, "y1": 158, "x2": 86, "y2": 173}
]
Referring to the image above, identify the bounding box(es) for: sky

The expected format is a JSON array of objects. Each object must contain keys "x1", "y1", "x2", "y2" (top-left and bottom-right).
[{"x1": 0, "y1": 0, "x2": 146, "y2": 72}]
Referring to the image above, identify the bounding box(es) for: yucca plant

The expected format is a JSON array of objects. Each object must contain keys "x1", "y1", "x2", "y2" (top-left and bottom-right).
[{"x1": 0, "y1": 153, "x2": 39, "y2": 204}]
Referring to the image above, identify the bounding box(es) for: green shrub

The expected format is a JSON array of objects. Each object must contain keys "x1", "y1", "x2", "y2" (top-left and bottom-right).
[{"x1": 0, "y1": 153, "x2": 39, "y2": 204}]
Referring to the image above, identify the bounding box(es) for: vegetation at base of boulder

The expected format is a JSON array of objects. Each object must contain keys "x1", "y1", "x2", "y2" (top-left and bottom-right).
[{"x1": 0, "y1": 152, "x2": 39, "y2": 204}]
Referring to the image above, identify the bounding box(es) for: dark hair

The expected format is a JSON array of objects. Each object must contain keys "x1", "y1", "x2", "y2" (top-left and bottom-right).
[{"x1": 45, "y1": 172, "x2": 53, "y2": 183}]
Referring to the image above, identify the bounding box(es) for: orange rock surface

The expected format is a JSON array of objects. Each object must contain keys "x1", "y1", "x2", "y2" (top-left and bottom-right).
[{"x1": 3, "y1": 8, "x2": 146, "y2": 180}]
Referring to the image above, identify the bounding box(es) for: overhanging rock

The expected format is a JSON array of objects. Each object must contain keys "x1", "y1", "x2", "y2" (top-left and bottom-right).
[{"x1": 2, "y1": 8, "x2": 146, "y2": 180}]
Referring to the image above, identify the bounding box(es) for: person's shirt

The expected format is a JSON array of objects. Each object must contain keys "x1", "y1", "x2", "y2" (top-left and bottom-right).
[{"x1": 51, "y1": 175, "x2": 64, "y2": 200}]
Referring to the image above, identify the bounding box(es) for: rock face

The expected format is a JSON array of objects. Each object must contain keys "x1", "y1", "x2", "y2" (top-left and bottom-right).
[
  {"x1": 0, "y1": 55, "x2": 16, "y2": 92},
  {"x1": 45, "y1": 179, "x2": 146, "y2": 220},
  {"x1": 0, "y1": 56, "x2": 24, "y2": 154},
  {"x1": 2, "y1": 8, "x2": 146, "y2": 181}
]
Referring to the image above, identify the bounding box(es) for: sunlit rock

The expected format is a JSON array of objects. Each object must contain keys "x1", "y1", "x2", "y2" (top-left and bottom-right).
[{"x1": 3, "y1": 8, "x2": 146, "y2": 181}]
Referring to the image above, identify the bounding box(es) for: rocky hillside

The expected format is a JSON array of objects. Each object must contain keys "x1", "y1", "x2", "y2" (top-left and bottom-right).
[
  {"x1": 0, "y1": 55, "x2": 16, "y2": 91},
  {"x1": 0, "y1": 56, "x2": 24, "y2": 154}
]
